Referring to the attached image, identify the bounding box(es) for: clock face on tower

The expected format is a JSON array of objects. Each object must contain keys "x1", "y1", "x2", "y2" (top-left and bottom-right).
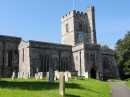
[{"x1": 78, "y1": 33, "x2": 84, "y2": 40}]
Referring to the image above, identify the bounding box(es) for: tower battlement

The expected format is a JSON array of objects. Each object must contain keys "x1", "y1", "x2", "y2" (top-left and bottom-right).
[
  {"x1": 61, "y1": 10, "x2": 87, "y2": 22},
  {"x1": 87, "y1": 6, "x2": 95, "y2": 11}
]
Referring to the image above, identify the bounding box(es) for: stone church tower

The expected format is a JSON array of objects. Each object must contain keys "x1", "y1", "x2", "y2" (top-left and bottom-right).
[
  {"x1": 61, "y1": 6, "x2": 97, "y2": 45},
  {"x1": 61, "y1": 6, "x2": 120, "y2": 80},
  {"x1": 0, "y1": 6, "x2": 119, "y2": 80}
]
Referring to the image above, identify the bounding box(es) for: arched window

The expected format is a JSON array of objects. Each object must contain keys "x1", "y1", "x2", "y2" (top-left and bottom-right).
[
  {"x1": 60, "y1": 58, "x2": 69, "y2": 72},
  {"x1": 103, "y1": 57, "x2": 109, "y2": 69},
  {"x1": 91, "y1": 54, "x2": 96, "y2": 62},
  {"x1": 8, "y1": 50, "x2": 12, "y2": 67},
  {"x1": 43, "y1": 57, "x2": 49, "y2": 72}
]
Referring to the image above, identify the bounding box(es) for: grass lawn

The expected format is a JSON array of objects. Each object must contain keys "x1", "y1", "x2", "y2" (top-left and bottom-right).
[
  {"x1": 125, "y1": 80, "x2": 130, "y2": 88},
  {"x1": 0, "y1": 78, "x2": 111, "y2": 97}
]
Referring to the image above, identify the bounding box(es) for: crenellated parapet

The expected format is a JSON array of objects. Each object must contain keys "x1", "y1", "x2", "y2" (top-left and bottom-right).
[
  {"x1": 87, "y1": 6, "x2": 95, "y2": 12},
  {"x1": 61, "y1": 10, "x2": 87, "y2": 23}
]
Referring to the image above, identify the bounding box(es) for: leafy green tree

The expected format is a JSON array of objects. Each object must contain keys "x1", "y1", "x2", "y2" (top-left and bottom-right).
[
  {"x1": 115, "y1": 31, "x2": 130, "y2": 79},
  {"x1": 101, "y1": 45, "x2": 111, "y2": 50}
]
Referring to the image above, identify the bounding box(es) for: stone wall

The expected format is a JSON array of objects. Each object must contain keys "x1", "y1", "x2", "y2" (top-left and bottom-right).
[
  {"x1": 84, "y1": 44, "x2": 102, "y2": 80},
  {"x1": 29, "y1": 40, "x2": 72, "y2": 77},
  {"x1": 101, "y1": 50, "x2": 120, "y2": 80},
  {"x1": 0, "y1": 35, "x2": 21, "y2": 77},
  {"x1": 72, "y1": 43, "x2": 85, "y2": 76},
  {"x1": 0, "y1": 42, "x2": 3, "y2": 77},
  {"x1": 18, "y1": 40, "x2": 30, "y2": 78}
]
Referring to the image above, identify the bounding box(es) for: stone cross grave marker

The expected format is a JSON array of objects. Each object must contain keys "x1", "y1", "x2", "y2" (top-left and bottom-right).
[
  {"x1": 49, "y1": 67, "x2": 54, "y2": 83},
  {"x1": 59, "y1": 72, "x2": 65, "y2": 96}
]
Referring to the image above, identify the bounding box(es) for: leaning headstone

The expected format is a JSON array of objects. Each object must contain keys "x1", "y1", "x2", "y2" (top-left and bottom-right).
[
  {"x1": 85, "y1": 72, "x2": 88, "y2": 79},
  {"x1": 49, "y1": 67, "x2": 54, "y2": 83},
  {"x1": 46, "y1": 72, "x2": 49, "y2": 81},
  {"x1": 64, "y1": 72, "x2": 68, "y2": 81},
  {"x1": 59, "y1": 72, "x2": 65, "y2": 96}
]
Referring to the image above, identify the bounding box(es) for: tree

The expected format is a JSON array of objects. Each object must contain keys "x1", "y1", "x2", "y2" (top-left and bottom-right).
[
  {"x1": 115, "y1": 31, "x2": 130, "y2": 79},
  {"x1": 101, "y1": 45, "x2": 111, "y2": 50}
]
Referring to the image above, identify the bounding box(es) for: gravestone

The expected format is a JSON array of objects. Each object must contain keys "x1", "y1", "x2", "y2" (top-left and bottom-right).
[
  {"x1": 18, "y1": 72, "x2": 20, "y2": 78},
  {"x1": 59, "y1": 72, "x2": 65, "y2": 96},
  {"x1": 49, "y1": 67, "x2": 54, "y2": 83},
  {"x1": 0, "y1": 76, "x2": 1, "y2": 80},
  {"x1": 25, "y1": 72, "x2": 29, "y2": 79},
  {"x1": 64, "y1": 72, "x2": 68, "y2": 81},
  {"x1": 85, "y1": 72, "x2": 88, "y2": 79},
  {"x1": 68, "y1": 72, "x2": 72, "y2": 78},
  {"x1": 46, "y1": 72, "x2": 49, "y2": 81},
  {"x1": 21, "y1": 72, "x2": 24, "y2": 78},
  {"x1": 12, "y1": 72, "x2": 15, "y2": 80},
  {"x1": 54, "y1": 76, "x2": 57, "y2": 80},
  {"x1": 38, "y1": 72, "x2": 43, "y2": 79},
  {"x1": 55, "y1": 70, "x2": 59, "y2": 79},
  {"x1": 35, "y1": 73, "x2": 38, "y2": 79}
]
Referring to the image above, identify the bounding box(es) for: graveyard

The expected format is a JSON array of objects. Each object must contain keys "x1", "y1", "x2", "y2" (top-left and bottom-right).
[{"x1": 0, "y1": 77, "x2": 110, "y2": 97}]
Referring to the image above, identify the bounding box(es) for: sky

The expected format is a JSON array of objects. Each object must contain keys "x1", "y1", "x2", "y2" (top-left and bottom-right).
[{"x1": 0, "y1": 0, "x2": 130, "y2": 49}]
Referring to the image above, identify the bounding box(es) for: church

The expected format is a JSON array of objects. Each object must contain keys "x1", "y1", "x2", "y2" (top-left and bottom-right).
[{"x1": 0, "y1": 6, "x2": 120, "y2": 80}]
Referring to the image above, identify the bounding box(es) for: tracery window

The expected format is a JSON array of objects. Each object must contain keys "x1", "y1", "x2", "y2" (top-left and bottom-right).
[
  {"x1": 103, "y1": 57, "x2": 109, "y2": 69},
  {"x1": 60, "y1": 58, "x2": 69, "y2": 71},
  {"x1": 91, "y1": 54, "x2": 96, "y2": 62}
]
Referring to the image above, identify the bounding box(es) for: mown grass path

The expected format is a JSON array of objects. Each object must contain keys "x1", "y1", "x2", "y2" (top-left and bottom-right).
[{"x1": 0, "y1": 78, "x2": 110, "y2": 97}]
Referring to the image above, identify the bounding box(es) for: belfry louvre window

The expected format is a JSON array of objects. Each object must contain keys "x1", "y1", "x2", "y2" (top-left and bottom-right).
[
  {"x1": 66, "y1": 24, "x2": 69, "y2": 33},
  {"x1": 79, "y1": 22, "x2": 83, "y2": 31},
  {"x1": 8, "y1": 50, "x2": 12, "y2": 67}
]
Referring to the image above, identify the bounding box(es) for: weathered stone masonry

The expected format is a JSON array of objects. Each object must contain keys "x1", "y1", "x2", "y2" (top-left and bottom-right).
[
  {"x1": 0, "y1": 6, "x2": 120, "y2": 80},
  {"x1": 0, "y1": 35, "x2": 21, "y2": 77}
]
